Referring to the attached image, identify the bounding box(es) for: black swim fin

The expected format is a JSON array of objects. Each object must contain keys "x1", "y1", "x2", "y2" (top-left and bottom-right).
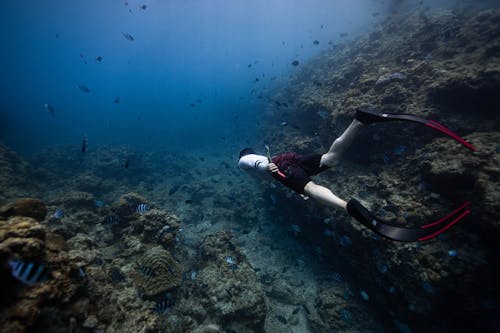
[
  {"x1": 355, "y1": 108, "x2": 476, "y2": 151},
  {"x1": 346, "y1": 199, "x2": 471, "y2": 242}
]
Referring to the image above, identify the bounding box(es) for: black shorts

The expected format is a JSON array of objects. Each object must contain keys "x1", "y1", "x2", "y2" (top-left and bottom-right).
[{"x1": 271, "y1": 153, "x2": 329, "y2": 194}]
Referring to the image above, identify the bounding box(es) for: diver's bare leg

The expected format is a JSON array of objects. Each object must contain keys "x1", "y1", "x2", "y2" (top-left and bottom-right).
[
  {"x1": 320, "y1": 119, "x2": 364, "y2": 167},
  {"x1": 304, "y1": 181, "x2": 347, "y2": 210}
]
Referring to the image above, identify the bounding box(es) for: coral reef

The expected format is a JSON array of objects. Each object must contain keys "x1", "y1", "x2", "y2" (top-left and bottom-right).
[
  {"x1": 196, "y1": 231, "x2": 266, "y2": 332},
  {"x1": 0, "y1": 198, "x2": 47, "y2": 222},
  {"x1": 133, "y1": 246, "x2": 183, "y2": 298},
  {"x1": 0, "y1": 199, "x2": 84, "y2": 333}
]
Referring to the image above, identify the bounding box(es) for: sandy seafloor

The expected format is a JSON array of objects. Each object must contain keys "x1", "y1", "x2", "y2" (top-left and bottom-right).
[{"x1": 1, "y1": 5, "x2": 500, "y2": 333}]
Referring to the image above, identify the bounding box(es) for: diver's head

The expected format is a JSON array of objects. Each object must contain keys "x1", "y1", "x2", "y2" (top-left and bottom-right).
[{"x1": 239, "y1": 147, "x2": 256, "y2": 159}]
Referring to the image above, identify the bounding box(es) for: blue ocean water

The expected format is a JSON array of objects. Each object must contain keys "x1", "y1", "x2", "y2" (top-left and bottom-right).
[{"x1": 1, "y1": 0, "x2": 388, "y2": 155}]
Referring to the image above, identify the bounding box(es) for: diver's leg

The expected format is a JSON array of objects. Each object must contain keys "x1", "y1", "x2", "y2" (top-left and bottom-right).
[
  {"x1": 304, "y1": 181, "x2": 347, "y2": 210},
  {"x1": 320, "y1": 119, "x2": 364, "y2": 167}
]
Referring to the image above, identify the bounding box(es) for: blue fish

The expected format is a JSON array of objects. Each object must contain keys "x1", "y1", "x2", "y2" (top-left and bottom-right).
[
  {"x1": 8, "y1": 260, "x2": 51, "y2": 285},
  {"x1": 393, "y1": 145, "x2": 407, "y2": 155},
  {"x1": 332, "y1": 272, "x2": 343, "y2": 283},
  {"x1": 339, "y1": 235, "x2": 352, "y2": 247},
  {"x1": 94, "y1": 200, "x2": 105, "y2": 207},
  {"x1": 136, "y1": 203, "x2": 150, "y2": 215},
  {"x1": 340, "y1": 309, "x2": 352, "y2": 322},
  {"x1": 53, "y1": 208, "x2": 64, "y2": 219}
]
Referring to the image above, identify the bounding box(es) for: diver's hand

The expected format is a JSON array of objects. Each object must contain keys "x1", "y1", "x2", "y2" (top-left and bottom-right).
[{"x1": 268, "y1": 162, "x2": 280, "y2": 173}]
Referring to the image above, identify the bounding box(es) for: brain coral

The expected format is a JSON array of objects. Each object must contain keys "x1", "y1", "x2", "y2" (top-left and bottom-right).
[{"x1": 134, "y1": 246, "x2": 182, "y2": 298}]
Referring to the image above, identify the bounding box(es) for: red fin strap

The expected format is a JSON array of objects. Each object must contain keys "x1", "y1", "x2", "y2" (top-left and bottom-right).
[
  {"x1": 418, "y1": 210, "x2": 470, "y2": 241},
  {"x1": 421, "y1": 202, "x2": 471, "y2": 229},
  {"x1": 425, "y1": 120, "x2": 476, "y2": 151}
]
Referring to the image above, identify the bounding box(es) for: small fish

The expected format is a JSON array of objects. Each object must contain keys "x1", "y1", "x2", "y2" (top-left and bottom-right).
[
  {"x1": 421, "y1": 282, "x2": 435, "y2": 294},
  {"x1": 139, "y1": 4, "x2": 147, "y2": 10},
  {"x1": 225, "y1": 256, "x2": 237, "y2": 265},
  {"x1": 136, "y1": 203, "x2": 150, "y2": 215},
  {"x1": 122, "y1": 32, "x2": 134, "y2": 41},
  {"x1": 280, "y1": 121, "x2": 287, "y2": 126},
  {"x1": 190, "y1": 271, "x2": 197, "y2": 280},
  {"x1": 323, "y1": 229, "x2": 334, "y2": 237},
  {"x1": 81, "y1": 135, "x2": 88, "y2": 153},
  {"x1": 339, "y1": 235, "x2": 352, "y2": 247},
  {"x1": 139, "y1": 265, "x2": 156, "y2": 278},
  {"x1": 360, "y1": 290, "x2": 370, "y2": 301},
  {"x1": 185, "y1": 199, "x2": 193, "y2": 204},
  {"x1": 332, "y1": 272, "x2": 343, "y2": 283},
  {"x1": 313, "y1": 40, "x2": 320, "y2": 45},
  {"x1": 287, "y1": 224, "x2": 301, "y2": 234},
  {"x1": 393, "y1": 145, "x2": 407, "y2": 155},
  {"x1": 53, "y1": 208, "x2": 64, "y2": 219},
  {"x1": 291, "y1": 60, "x2": 299, "y2": 66},
  {"x1": 393, "y1": 320, "x2": 411, "y2": 333},
  {"x1": 377, "y1": 261, "x2": 388, "y2": 273},
  {"x1": 95, "y1": 56, "x2": 103, "y2": 62},
  {"x1": 448, "y1": 249, "x2": 457, "y2": 257},
  {"x1": 8, "y1": 260, "x2": 51, "y2": 285},
  {"x1": 317, "y1": 109, "x2": 329, "y2": 119},
  {"x1": 153, "y1": 293, "x2": 173, "y2": 314},
  {"x1": 340, "y1": 32, "x2": 348, "y2": 38},
  {"x1": 78, "y1": 266, "x2": 87, "y2": 279},
  {"x1": 94, "y1": 199, "x2": 105, "y2": 207},
  {"x1": 114, "y1": 96, "x2": 121, "y2": 104},
  {"x1": 44, "y1": 103, "x2": 55, "y2": 116},
  {"x1": 124, "y1": 158, "x2": 130, "y2": 169},
  {"x1": 372, "y1": 12, "x2": 380, "y2": 17},
  {"x1": 78, "y1": 84, "x2": 90, "y2": 93},
  {"x1": 103, "y1": 214, "x2": 119, "y2": 228},
  {"x1": 275, "y1": 315, "x2": 287, "y2": 324},
  {"x1": 340, "y1": 309, "x2": 352, "y2": 321},
  {"x1": 109, "y1": 267, "x2": 126, "y2": 282},
  {"x1": 383, "y1": 153, "x2": 390, "y2": 164}
]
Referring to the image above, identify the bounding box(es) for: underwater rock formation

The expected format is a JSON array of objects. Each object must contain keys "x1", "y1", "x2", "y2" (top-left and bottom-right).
[
  {"x1": 112, "y1": 192, "x2": 149, "y2": 223},
  {"x1": 0, "y1": 200, "x2": 84, "y2": 333},
  {"x1": 129, "y1": 208, "x2": 181, "y2": 246},
  {"x1": 196, "y1": 231, "x2": 266, "y2": 332},
  {"x1": 0, "y1": 198, "x2": 47, "y2": 222},
  {"x1": 263, "y1": 8, "x2": 500, "y2": 333}
]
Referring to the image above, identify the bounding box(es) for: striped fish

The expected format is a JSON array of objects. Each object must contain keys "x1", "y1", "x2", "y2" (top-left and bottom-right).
[
  {"x1": 53, "y1": 208, "x2": 64, "y2": 219},
  {"x1": 139, "y1": 265, "x2": 156, "y2": 278},
  {"x1": 103, "y1": 215, "x2": 119, "y2": 228},
  {"x1": 153, "y1": 293, "x2": 173, "y2": 314},
  {"x1": 136, "y1": 203, "x2": 150, "y2": 215},
  {"x1": 8, "y1": 260, "x2": 51, "y2": 285}
]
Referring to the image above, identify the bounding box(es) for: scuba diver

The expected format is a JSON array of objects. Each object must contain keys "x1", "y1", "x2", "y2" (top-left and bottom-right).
[{"x1": 238, "y1": 108, "x2": 475, "y2": 242}]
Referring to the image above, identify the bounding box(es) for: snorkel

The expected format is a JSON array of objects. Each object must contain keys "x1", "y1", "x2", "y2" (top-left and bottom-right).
[{"x1": 265, "y1": 144, "x2": 287, "y2": 179}]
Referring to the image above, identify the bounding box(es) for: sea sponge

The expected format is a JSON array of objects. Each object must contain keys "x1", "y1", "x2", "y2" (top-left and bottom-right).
[{"x1": 133, "y1": 246, "x2": 182, "y2": 298}]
